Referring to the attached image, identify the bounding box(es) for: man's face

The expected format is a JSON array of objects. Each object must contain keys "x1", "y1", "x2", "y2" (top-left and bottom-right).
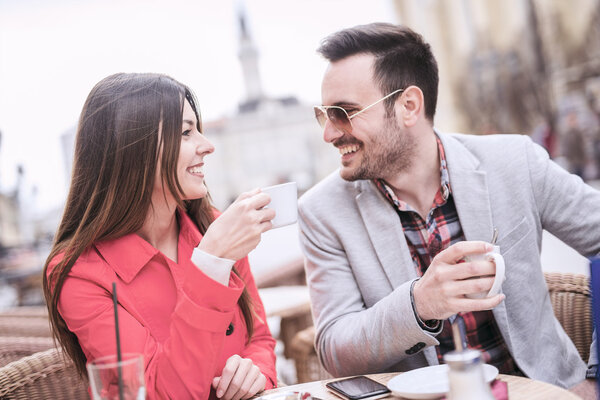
[{"x1": 320, "y1": 53, "x2": 415, "y2": 182}]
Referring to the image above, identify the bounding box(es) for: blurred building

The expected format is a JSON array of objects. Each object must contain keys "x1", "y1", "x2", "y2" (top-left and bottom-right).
[
  {"x1": 0, "y1": 192, "x2": 20, "y2": 248},
  {"x1": 60, "y1": 127, "x2": 76, "y2": 188},
  {"x1": 0, "y1": 164, "x2": 27, "y2": 249},
  {"x1": 393, "y1": 0, "x2": 600, "y2": 141},
  {"x1": 53, "y1": 11, "x2": 339, "y2": 213},
  {"x1": 203, "y1": 11, "x2": 337, "y2": 209}
]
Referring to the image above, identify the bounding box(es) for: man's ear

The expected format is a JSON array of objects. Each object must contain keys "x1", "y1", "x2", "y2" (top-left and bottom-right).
[{"x1": 398, "y1": 86, "x2": 424, "y2": 127}]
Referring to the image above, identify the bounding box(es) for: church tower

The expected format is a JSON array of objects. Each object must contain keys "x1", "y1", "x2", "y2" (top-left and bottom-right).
[{"x1": 237, "y1": 8, "x2": 264, "y2": 109}]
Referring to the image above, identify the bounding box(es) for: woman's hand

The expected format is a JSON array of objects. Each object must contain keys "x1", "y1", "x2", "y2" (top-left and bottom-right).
[
  {"x1": 212, "y1": 355, "x2": 267, "y2": 400},
  {"x1": 198, "y1": 189, "x2": 275, "y2": 261}
]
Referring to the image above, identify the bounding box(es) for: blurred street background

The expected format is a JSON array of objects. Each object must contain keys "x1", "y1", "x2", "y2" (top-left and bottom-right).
[{"x1": 0, "y1": 0, "x2": 599, "y2": 383}]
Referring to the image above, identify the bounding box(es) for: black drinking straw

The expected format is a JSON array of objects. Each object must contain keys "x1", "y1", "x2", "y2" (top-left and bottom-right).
[{"x1": 112, "y1": 282, "x2": 124, "y2": 400}]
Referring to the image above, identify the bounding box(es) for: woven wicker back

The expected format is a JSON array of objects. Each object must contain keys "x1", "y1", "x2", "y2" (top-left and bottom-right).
[
  {"x1": 0, "y1": 317, "x2": 51, "y2": 338},
  {"x1": 0, "y1": 347, "x2": 89, "y2": 400},
  {"x1": 0, "y1": 337, "x2": 55, "y2": 367},
  {"x1": 544, "y1": 271, "x2": 592, "y2": 363},
  {"x1": 0, "y1": 307, "x2": 48, "y2": 319}
]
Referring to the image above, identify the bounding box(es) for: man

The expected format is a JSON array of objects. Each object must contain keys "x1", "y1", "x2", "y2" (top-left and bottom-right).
[{"x1": 298, "y1": 23, "x2": 598, "y2": 396}]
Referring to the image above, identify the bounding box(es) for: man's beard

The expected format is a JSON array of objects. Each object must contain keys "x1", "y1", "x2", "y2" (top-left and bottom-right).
[{"x1": 340, "y1": 116, "x2": 415, "y2": 182}]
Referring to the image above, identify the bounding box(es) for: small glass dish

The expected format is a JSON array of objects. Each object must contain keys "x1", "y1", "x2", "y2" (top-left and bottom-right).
[{"x1": 254, "y1": 391, "x2": 319, "y2": 400}]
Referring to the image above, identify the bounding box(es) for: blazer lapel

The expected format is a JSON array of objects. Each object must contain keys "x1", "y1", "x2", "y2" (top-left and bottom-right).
[
  {"x1": 354, "y1": 181, "x2": 418, "y2": 288},
  {"x1": 441, "y1": 134, "x2": 494, "y2": 243},
  {"x1": 440, "y1": 133, "x2": 512, "y2": 347},
  {"x1": 354, "y1": 180, "x2": 447, "y2": 367}
]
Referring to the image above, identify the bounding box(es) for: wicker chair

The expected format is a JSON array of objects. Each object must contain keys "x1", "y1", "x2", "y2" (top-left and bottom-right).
[
  {"x1": 289, "y1": 271, "x2": 593, "y2": 383},
  {"x1": 0, "y1": 336, "x2": 55, "y2": 367},
  {"x1": 0, "y1": 306, "x2": 48, "y2": 319},
  {"x1": 544, "y1": 271, "x2": 592, "y2": 362},
  {"x1": 288, "y1": 325, "x2": 332, "y2": 383},
  {"x1": 0, "y1": 347, "x2": 89, "y2": 399},
  {"x1": 0, "y1": 317, "x2": 51, "y2": 337}
]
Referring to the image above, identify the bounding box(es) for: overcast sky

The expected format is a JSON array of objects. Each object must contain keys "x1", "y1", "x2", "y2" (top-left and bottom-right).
[{"x1": 0, "y1": 0, "x2": 397, "y2": 213}]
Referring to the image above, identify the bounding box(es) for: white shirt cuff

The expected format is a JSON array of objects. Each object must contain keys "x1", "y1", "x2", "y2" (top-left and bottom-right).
[{"x1": 191, "y1": 248, "x2": 235, "y2": 286}]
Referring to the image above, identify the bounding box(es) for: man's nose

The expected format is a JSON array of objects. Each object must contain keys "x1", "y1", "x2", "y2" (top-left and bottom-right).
[{"x1": 323, "y1": 119, "x2": 344, "y2": 143}]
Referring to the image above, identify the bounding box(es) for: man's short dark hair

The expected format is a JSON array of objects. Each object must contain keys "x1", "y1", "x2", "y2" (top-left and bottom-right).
[{"x1": 317, "y1": 23, "x2": 439, "y2": 122}]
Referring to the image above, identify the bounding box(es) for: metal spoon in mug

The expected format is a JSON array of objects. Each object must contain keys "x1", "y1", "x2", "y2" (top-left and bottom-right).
[{"x1": 491, "y1": 228, "x2": 498, "y2": 245}]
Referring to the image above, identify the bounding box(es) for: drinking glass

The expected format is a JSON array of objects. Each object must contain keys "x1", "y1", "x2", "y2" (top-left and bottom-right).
[{"x1": 87, "y1": 353, "x2": 146, "y2": 400}]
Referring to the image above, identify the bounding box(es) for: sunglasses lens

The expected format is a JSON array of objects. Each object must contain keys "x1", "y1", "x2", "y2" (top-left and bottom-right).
[
  {"x1": 327, "y1": 108, "x2": 351, "y2": 133},
  {"x1": 314, "y1": 107, "x2": 327, "y2": 128},
  {"x1": 314, "y1": 106, "x2": 352, "y2": 133}
]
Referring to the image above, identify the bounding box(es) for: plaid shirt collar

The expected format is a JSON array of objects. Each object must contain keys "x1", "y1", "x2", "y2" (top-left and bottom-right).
[{"x1": 375, "y1": 135, "x2": 451, "y2": 211}]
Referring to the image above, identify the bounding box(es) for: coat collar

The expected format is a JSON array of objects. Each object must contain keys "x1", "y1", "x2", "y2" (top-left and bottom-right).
[{"x1": 94, "y1": 209, "x2": 202, "y2": 283}]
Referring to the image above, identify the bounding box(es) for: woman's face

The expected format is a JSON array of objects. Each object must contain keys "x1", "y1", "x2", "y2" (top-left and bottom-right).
[
  {"x1": 153, "y1": 98, "x2": 215, "y2": 206},
  {"x1": 176, "y1": 99, "x2": 214, "y2": 200}
]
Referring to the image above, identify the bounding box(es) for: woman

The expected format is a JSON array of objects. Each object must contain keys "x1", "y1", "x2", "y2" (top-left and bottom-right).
[{"x1": 43, "y1": 73, "x2": 277, "y2": 399}]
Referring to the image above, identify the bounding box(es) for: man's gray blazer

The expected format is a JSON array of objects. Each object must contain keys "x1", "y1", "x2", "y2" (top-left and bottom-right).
[{"x1": 298, "y1": 132, "x2": 600, "y2": 388}]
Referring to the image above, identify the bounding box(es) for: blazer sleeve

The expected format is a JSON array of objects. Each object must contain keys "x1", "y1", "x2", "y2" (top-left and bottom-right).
[
  {"x1": 526, "y1": 138, "x2": 600, "y2": 373},
  {"x1": 298, "y1": 199, "x2": 439, "y2": 377},
  {"x1": 56, "y1": 258, "x2": 244, "y2": 400},
  {"x1": 528, "y1": 137, "x2": 600, "y2": 257},
  {"x1": 236, "y1": 257, "x2": 278, "y2": 388}
]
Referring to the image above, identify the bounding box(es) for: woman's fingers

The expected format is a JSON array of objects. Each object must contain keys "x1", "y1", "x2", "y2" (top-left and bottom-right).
[
  {"x1": 215, "y1": 356, "x2": 267, "y2": 400},
  {"x1": 218, "y1": 357, "x2": 254, "y2": 400},
  {"x1": 231, "y1": 365, "x2": 261, "y2": 400},
  {"x1": 235, "y1": 188, "x2": 261, "y2": 202},
  {"x1": 215, "y1": 356, "x2": 241, "y2": 398},
  {"x1": 245, "y1": 374, "x2": 267, "y2": 399}
]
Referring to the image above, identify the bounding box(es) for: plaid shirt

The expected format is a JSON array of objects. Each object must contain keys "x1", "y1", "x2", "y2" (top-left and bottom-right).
[{"x1": 374, "y1": 136, "x2": 520, "y2": 375}]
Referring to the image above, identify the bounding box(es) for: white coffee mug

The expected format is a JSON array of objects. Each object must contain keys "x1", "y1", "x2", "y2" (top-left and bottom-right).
[
  {"x1": 464, "y1": 245, "x2": 505, "y2": 299},
  {"x1": 261, "y1": 182, "x2": 298, "y2": 229}
]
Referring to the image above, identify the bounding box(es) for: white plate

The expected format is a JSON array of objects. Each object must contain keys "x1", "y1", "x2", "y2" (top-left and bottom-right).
[{"x1": 386, "y1": 364, "x2": 499, "y2": 399}]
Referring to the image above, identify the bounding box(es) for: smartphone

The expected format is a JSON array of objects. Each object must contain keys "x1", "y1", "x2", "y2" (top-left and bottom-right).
[{"x1": 325, "y1": 376, "x2": 391, "y2": 400}]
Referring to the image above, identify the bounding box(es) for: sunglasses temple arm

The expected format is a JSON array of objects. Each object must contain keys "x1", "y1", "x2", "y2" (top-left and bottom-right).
[{"x1": 350, "y1": 89, "x2": 404, "y2": 119}]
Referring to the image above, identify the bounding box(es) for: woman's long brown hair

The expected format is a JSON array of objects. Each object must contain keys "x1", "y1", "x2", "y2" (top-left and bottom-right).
[{"x1": 43, "y1": 73, "x2": 254, "y2": 378}]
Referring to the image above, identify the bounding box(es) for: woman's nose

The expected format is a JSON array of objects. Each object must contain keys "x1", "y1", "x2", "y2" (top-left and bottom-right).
[{"x1": 197, "y1": 134, "x2": 215, "y2": 154}]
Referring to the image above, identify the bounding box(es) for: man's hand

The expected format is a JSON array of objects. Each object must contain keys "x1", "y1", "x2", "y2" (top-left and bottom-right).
[
  {"x1": 413, "y1": 241, "x2": 505, "y2": 321},
  {"x1": 569, "y1": 379, "x2": 597, "y2": 400},
  {"x1": 212, "y1": 355, "x2": 267, "y2": 400}
]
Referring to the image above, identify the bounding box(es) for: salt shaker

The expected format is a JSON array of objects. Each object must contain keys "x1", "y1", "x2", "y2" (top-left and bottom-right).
[
  {"x1": 444, "y1": 348, "x2": 494, "y2": 400},
  {"x1": 444, "y1": 318, "x2": 494, "y2": 400}
]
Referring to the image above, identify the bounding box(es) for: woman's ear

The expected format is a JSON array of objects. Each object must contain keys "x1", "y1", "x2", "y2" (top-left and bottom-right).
[{"x1": 398, "y1": 86, "x2": 424, "y2": 127}]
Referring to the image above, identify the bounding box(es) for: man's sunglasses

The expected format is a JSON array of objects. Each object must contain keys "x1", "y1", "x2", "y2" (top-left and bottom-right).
[{"x1": 313, "y1": 88, "x2": 404, "y2": 134}]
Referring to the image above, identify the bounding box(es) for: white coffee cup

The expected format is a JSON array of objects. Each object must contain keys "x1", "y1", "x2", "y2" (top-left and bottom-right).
[
  {"x1": 261, "y1": 182, "x2": 298, "y2": 229},
  {"x1": 464, "y1": 245, "x2": 505, "y2": 299}
]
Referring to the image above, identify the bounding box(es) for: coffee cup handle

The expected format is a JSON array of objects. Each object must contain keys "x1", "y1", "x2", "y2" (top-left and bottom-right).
[{"x1": 487, "y1": 252, "x2": 505, "y2": 297}]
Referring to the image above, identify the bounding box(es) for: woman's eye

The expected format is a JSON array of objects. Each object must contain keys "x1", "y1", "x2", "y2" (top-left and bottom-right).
[{"x1": 182, "y1": 130, "x2": 192, "y2": 137}]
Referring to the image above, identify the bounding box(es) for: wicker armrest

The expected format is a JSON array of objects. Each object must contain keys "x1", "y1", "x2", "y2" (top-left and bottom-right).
[
  {"x1": 288, "y1": 326, "x2": 332, "y2": 383},
  {"x1": 0, "y1": 347, "x2": 89, "y2": 399},
  {"x1": 544, "y1": 272, "x2": 592, "y2": 363},
  {"x1": 0, "y1": 336, "x2": 55, "y2": 367}
]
